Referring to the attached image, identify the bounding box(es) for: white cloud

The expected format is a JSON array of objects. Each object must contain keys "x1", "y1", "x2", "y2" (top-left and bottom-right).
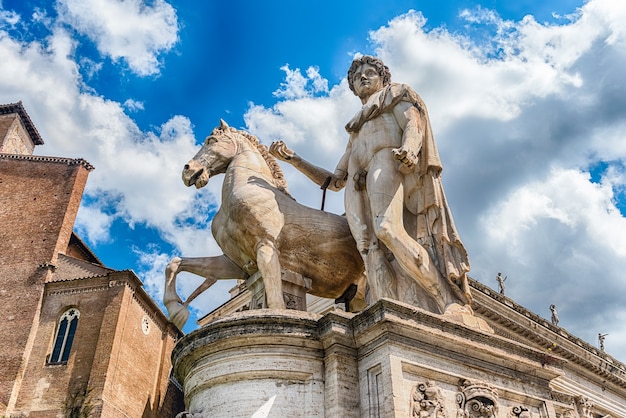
[
  {"x1": 482, "y1": 168, "x2": 626, "y2": 257},
  {"x1": 273, "y1": 65, "x2": 330, "y2": 99},
  {"x1": 123, "y1": 98, "x2": 144, "y2": 112},
  {"x1": 367, "y1": 9, "x2": 595, "y2": 125},
  {"x1": 75, "y1": 202, "x2": 115, "y2": 244},
  {"x1": 56, "y1": 0, "x2": 179, "y2": 76},
  {"x1": 79, "y1": 56, "x2": 103, "y2": 78},
  {"x1": 307, "y1": 66, "x2": 329, "y2": 94},
  {"x1": 0, "y1": 8, "x2": 19, "y2": 26}
]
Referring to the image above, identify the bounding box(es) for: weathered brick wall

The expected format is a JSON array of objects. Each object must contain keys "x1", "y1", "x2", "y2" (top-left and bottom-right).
[
  {"x1": 11, "y1": 275, "x2": 124, "y2": 416},
  {"x1": 0, "y1": 156, "x2": 89, "y2": 264},
  {"x1": 99, "y1": 274, "x2": 183, "y2": 417},
  {"x1": 7, "y1": 271, "x2": 183, "y2": 417},
  {"x1": 0, "y1": 156, "x2": 89, "y2": 412},
  {"x1": 0, "y1": 114, "x2": 15, "y2": 144},
  {"x1": 0, "y1": 154, "x2": 182, "y2": 417}
]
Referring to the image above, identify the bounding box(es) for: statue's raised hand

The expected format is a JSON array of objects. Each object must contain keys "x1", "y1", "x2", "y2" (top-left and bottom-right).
[
  {"x1": 392, "y1": 146, "x2": 417, "y2": 174},
  {"x1": 270, "y1": 140, "x2": 296, "y2": 162}
]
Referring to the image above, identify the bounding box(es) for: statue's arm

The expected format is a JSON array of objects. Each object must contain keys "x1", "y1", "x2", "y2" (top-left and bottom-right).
[
  {"x1": 392, "y1": 102, "x2": 422, "y2": 173},
  {"x1": 330, "y1": 140, "x2": 351, "y2": 191},
  {"x1": 270, "y1": 140, "x2": 346, "y2": 191}
]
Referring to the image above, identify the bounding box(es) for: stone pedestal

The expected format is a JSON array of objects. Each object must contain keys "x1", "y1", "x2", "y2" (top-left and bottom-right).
[
  {"x1": 246, "y1": 269, "x2": 310, "y2": 311},
  {"x1": 173, "y1": 299, "x2": 626, "y2": 417},
  {"x1": 173, "y1": 310, "x2": 324, "y2": 417}
]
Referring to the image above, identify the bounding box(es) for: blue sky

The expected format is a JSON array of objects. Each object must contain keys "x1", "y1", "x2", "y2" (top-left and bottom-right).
[{"x1": 2, "y1": 0, "x2": 626, "y2": 362}]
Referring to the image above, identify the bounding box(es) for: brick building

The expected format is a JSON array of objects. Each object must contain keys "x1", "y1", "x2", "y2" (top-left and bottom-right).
[{"x1": 0, "y1": 102, "x2": 184, "y2": 417}]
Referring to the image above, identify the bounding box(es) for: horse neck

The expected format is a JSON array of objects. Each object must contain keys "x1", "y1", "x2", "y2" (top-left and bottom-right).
[{"x1": 227, "y1": 139, "x2": 274, "y2": 180}]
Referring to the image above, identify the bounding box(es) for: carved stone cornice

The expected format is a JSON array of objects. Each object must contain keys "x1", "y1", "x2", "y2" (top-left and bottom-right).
[
  {"x1": 469, "y1": 278, "x2": 626, "y2": 390},
  {"x1": 0, "y1": 153, "x2": 94, "y2": 170}
]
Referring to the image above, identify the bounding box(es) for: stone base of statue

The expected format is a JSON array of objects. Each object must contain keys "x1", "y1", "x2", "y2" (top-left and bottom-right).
[
  {"x1": 171, "y1": 292, "x2": 626, "y2": 418},
  {"x1": 246, "y1": 269, "x2": 310, "y2": 311}
]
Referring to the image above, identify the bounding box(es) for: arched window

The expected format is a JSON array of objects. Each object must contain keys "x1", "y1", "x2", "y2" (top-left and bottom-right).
[{"x1": 49, "y1": 308, "x2": 80, "y2": 364}]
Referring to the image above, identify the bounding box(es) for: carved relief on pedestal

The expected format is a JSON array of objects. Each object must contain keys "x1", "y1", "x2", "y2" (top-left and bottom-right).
[
  {"x1": 510, "y1": 405, "x2": 532, "y2": 418},
  {"x1": 456, "y1": 379, "x2": 499, "y2": 418},
  {"x1": 283, "y1": 293, "x2": 303, "y2": 310},
  {"x1": 411, "y1": 380, "x2": 447, "y2": 418},
  {"x1": 575, "y1": 396, "x2": 593, "y2": 418}
]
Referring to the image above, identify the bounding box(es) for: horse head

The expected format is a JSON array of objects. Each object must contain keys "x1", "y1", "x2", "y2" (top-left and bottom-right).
[{"x1": 182, "y1": 120, "x2": 239, "y2": 189}]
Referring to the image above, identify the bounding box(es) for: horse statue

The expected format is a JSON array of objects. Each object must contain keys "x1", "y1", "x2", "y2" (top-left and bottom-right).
[{"x1": 163, "y1": 120, "x2": 366, "y2": 329}]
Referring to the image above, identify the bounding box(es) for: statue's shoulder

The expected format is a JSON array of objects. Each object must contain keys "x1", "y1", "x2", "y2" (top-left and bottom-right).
[
  {"x1": 383, "y1": 83, "x2": 423, "y2": 108},
  {"x1": 392, "y1": 83, "x2": 429, "y2": 115}
]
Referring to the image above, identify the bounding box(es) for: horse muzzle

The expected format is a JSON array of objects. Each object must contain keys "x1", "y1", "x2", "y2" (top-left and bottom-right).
[{"x1": 182, "y1": 160, "x2": 210, "y2": 189}]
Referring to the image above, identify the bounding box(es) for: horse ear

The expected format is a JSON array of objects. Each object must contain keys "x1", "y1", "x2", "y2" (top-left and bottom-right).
[{"x1": 219, "y1": 119, "x2": 229, "y2": 129}]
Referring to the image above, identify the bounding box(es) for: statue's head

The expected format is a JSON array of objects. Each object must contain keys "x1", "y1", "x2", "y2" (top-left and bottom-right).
[{"x1": 347, "y1": 56, "x2": 391, "y2": 95}]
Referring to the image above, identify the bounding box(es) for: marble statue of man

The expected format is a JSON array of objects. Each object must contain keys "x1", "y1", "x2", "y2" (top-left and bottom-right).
[{"x1": 270, "y1": 56, "x2": 471, "y2": 313}]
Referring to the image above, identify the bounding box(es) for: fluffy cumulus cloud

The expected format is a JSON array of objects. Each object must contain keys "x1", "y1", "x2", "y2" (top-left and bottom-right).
[
  {"x1": 244, "y1": 0, "x2": 626, "y2": 358},
  {"x1": 0, "y1": 8, "x2": 19, "y2": 26},
  {"x1": 273, "y1": 65, "x2": 329, "y2": 99},
  {"x1": 56, "y1": 0, "x2": 178, "y2": 76}
]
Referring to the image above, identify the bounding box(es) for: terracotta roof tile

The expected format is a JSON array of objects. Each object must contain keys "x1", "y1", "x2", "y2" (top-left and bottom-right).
[{"x1": 50, "y1": 253, "x2": 115, "y2": 282}]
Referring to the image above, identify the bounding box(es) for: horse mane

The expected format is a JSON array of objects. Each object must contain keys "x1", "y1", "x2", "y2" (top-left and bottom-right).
[{"x1": 215, "y1": 126, "x2": 291, "y2": 196}]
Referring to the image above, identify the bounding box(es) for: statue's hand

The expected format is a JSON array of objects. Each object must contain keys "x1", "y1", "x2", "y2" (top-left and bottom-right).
[
  {"x1": 270, "y1": 140, "x2": 296, "y2": 162},
  {"x1": 392, "y1": 146, "x2": 417, "y2": 174},
  {"x1": 333, "y1": 168, "x2": 348, "y2": 189}
]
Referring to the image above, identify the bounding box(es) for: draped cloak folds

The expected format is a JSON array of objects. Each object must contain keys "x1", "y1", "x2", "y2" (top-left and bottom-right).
[{"x1": 345, "y1": 82, "x2": 472, "y2": 305}]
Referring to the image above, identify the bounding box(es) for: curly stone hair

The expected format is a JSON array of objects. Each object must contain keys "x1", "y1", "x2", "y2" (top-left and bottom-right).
[{"x1": 347, "y1": 56, "x2": 391, "y2": 95}]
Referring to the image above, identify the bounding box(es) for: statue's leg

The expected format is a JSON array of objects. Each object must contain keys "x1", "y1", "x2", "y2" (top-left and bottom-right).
[
  {"x1": 163, "y1": 255, "x2": 246, "y2": 329},
  {"x1": 364, "y1": 242, "x2": 397, "y2": 302},
  {"x1": 368, "y1": 157, "x2": 457, "y2": 312},
  {"x1": 256, "y1": 240, "x2": 286, "y2": 309},
  {"x1": 345, "y1": 185, "x2": 397, "y2": 302}
]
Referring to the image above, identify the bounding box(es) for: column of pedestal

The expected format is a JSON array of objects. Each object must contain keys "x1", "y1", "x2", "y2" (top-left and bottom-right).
[{"x1": 318, "y1": 312, "x2": 361, "y2": 418}]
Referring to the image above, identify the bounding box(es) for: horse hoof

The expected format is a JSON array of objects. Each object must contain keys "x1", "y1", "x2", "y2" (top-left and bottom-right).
[{"x1": 168, "y1": 305, "x2": 190, "y2": 330}]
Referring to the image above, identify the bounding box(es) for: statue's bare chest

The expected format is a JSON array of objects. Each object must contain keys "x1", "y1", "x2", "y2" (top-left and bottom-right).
[{"x1": 349, "y1": 112, "x2": 403, "y2": 168}]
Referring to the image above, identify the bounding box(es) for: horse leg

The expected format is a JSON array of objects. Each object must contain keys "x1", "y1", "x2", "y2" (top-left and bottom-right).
[
  {"x1": 163, "y1": 257, "x2": 192, "y2": 330},
  {"x1": 256, "y1": 240, "x2": 285, "y2": 309},
  {"x1": 163, "y1": 255, "x2": 246, "y2": 329},
  {"x1": 177, "y1": 255, "x2": 246, "y2": 306},
  {"x1": 164, "y1": 257, "x2": 184, "y2": 309}
]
